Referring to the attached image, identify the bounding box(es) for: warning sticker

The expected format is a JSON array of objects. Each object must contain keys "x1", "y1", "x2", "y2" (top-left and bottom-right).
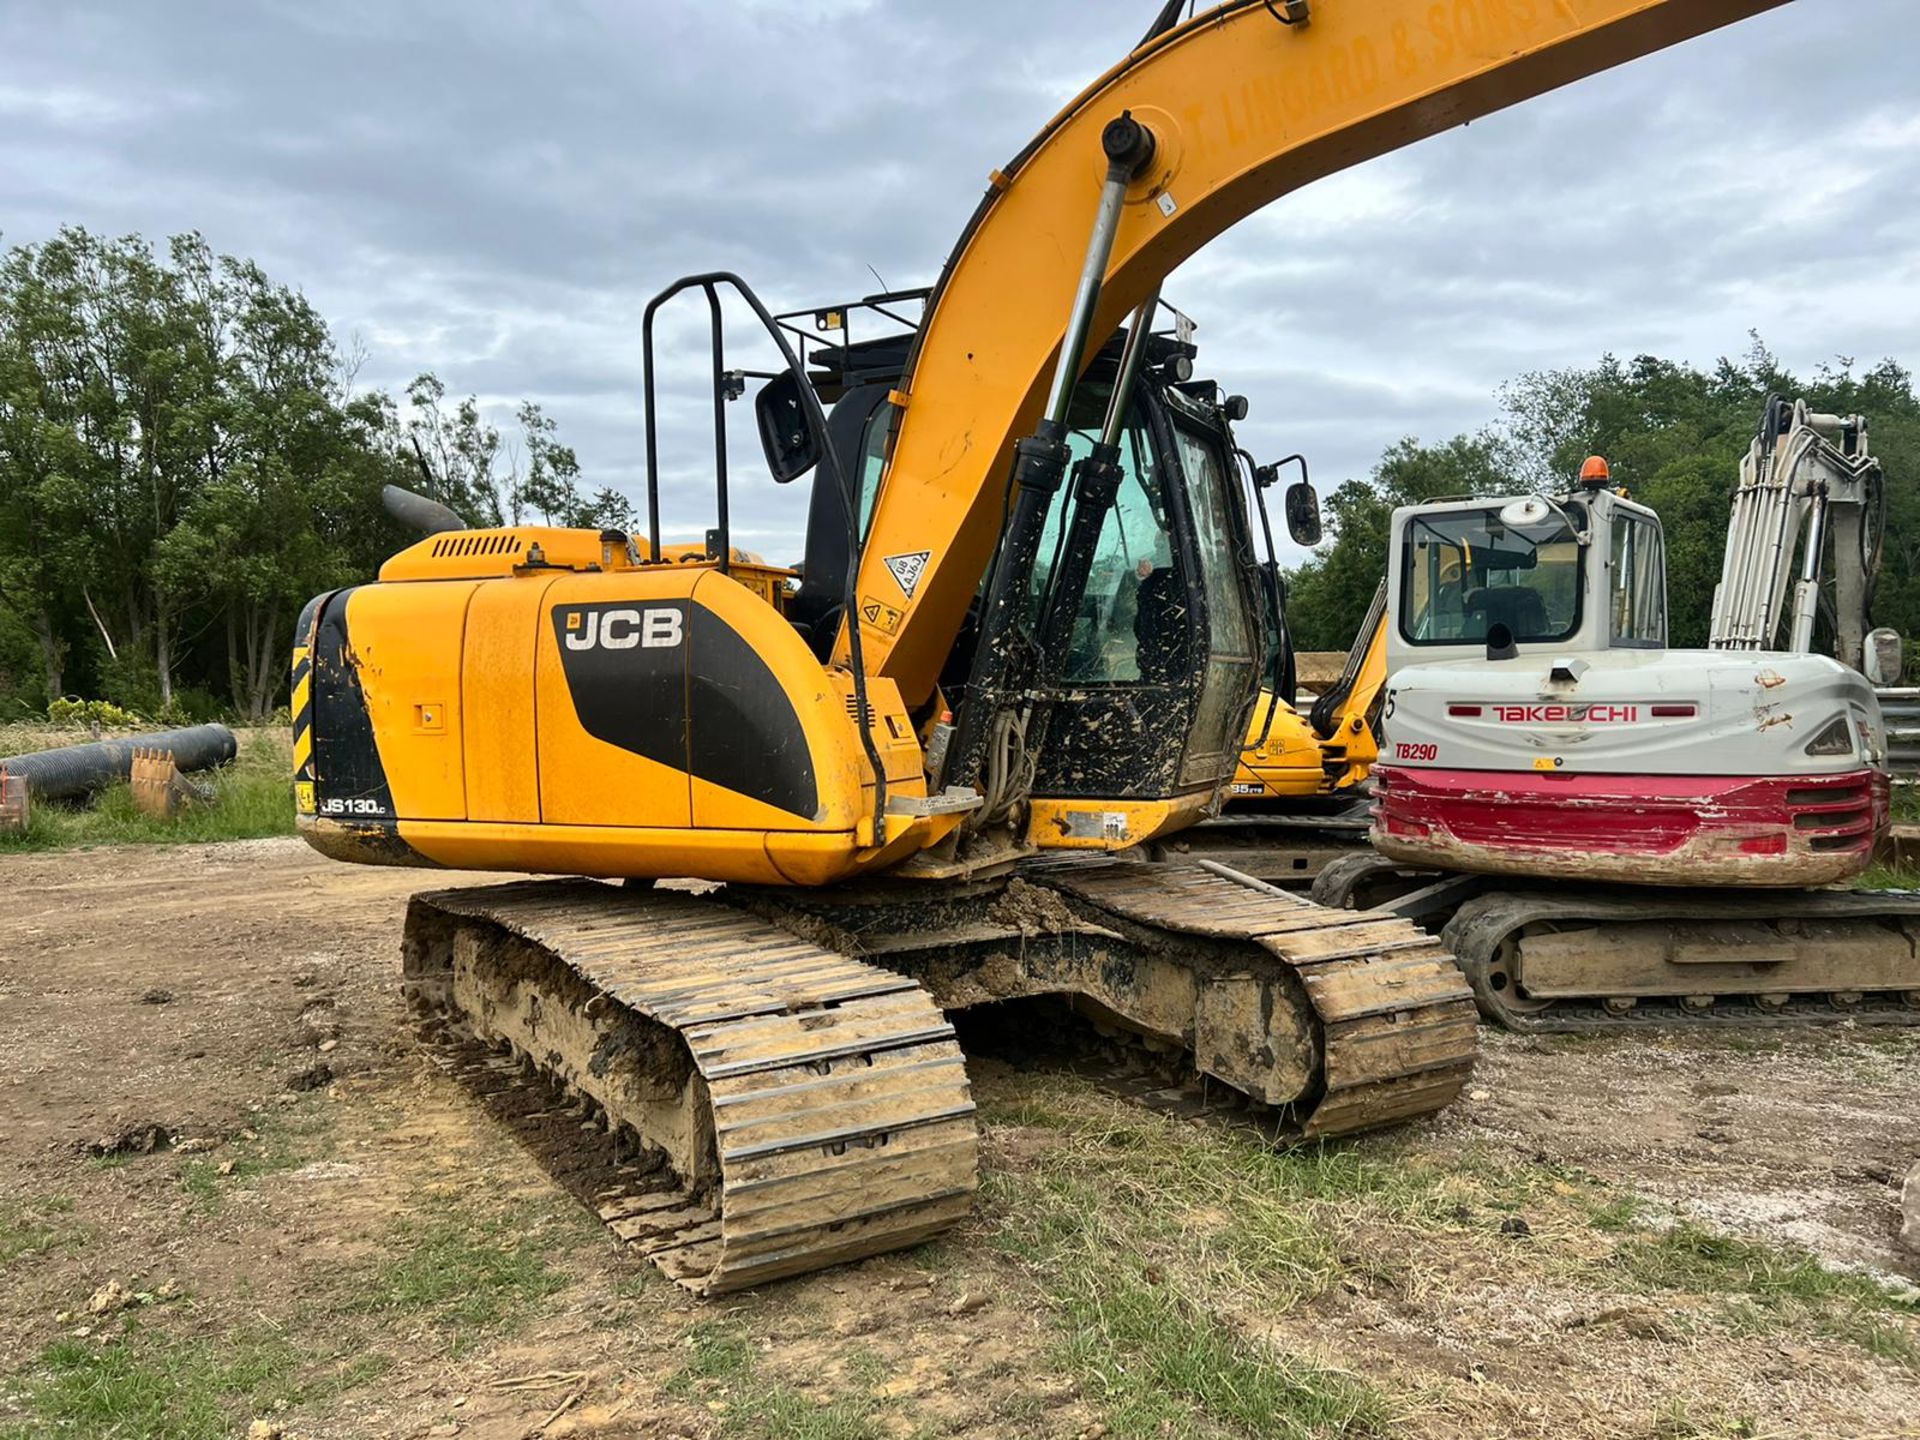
[
  {"x1": 883, "y1": 549, "x2": 931, "y2": 598},
  {"x1": 859, "y1": 596, "x2": 903, "y2": 635}
]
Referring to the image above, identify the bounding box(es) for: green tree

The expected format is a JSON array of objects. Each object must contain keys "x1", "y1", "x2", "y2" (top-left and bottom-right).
[
  {"x1": 0, "y1": 226, "x2": 598, "y2": 719},
  {"x1": 1285, "y1": 342, "x2": 1920, "y2": 658},
  {"x1": 399, "y1": 378, "x2": 632, "y2": 532},
  {"x1": 1283, "y1": 434, "x2": 1512, "y2": 650}
]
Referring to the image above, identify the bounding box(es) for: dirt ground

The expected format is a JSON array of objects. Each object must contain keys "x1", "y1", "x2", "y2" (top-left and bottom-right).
[{"x1": 2, "y1": 838, "x2": 1916, "y2": 1440}]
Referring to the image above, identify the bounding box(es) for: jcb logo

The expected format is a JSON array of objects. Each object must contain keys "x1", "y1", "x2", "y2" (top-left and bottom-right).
[{"x1": 563, "y1": 608, "x2": 683, "y2": 651}]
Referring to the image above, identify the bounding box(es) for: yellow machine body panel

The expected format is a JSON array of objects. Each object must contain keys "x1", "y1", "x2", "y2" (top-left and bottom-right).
[
  {"x1": 298, "y1": 535, "x2": 958, "y2": 885},
  {"x1": 1232, "y1": 694, "x2": 1342, "y2": 801},
  {"x1": 1231, "y1": 582, "x2": 1389, "y2": 802},
  {"x1": 1025, "y1": 793, "x2": 1214, "y2": 851},
  {"x1": 462, "y1": 576, "x2": 547, "y2": 823},
  {"x1": 341, "y1": 579, "x2": 476, "y2": 822}
]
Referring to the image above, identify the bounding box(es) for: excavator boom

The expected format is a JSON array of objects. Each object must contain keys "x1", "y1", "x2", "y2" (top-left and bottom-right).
[{"x1": 850, "y1": 0, "x2": 1789, "y2": 707}]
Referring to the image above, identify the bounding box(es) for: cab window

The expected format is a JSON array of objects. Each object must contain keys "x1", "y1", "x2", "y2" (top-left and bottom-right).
[
  {"x1": 1028, "y1": 382, "x2": 1175, "y2": 683},
  {"x1": 855, "y1": 403, "x2": 893, "y2": 541},
  {"x1": 1400, "y1": 507, "x2": 1580, "y2": 645},
  {"x1": 1609, "y1": 512, "x2": 1665, "y2": 646}
]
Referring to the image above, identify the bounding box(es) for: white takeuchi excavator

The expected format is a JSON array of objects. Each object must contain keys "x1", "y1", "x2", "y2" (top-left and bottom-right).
[{"x1": 1314, "y1": 439, "x2": 1920, "y2": 1031}]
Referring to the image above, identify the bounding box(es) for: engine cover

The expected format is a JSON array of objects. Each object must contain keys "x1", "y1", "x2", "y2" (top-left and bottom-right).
[{"x1": 1371, "y1": 649, "x2": 1888, "y2": 887}]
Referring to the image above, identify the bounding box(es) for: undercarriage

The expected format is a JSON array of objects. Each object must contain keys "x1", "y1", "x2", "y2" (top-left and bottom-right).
[
  {"x1": 1314, "y1": 852, "x2": 1920, "y2": 1032},
  {"x1": 403, "y1": 860, "x2": 1477, "y2": 1292}
]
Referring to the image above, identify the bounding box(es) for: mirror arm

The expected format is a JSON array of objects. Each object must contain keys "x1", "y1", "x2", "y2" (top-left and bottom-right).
[{"x1": 1236, "y1": 447, "x2": 1288, "y2": 752}]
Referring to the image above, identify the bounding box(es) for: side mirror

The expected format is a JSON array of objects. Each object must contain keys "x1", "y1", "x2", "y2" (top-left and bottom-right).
[
  {"x1": 1283, "y1": 480, "x2": 1322, "y2": 546},
  {"x1": 1867, "y1": 627, "x2": 1904, "y2": 686},
  {"x1": 755, "y1": 371, "x2": 820, "y2": 483}
]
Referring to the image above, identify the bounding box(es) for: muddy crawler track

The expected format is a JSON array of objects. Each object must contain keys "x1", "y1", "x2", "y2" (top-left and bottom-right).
[
  {"x1": 1039, "y1": 862, "x2": 1477, "y2": 1135},
  {"x1": 404, "y1": 882, "x2": 979, "y2": 1295},
  {"x1": 1315, "y1": 853, "x2": 1920, "y2": 1031},
  {"x1": 404, "y1": 862, "x2": 1477, "y2": 1293}
]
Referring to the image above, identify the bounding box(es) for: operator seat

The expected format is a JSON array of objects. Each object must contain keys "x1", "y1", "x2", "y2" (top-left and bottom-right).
[
  {"x1": 1463, "y1": 585, "x2": 1549, "y2": 640},
  {"x1": 1134, "y1": 566, "x2": 1192, "y2": 685}
]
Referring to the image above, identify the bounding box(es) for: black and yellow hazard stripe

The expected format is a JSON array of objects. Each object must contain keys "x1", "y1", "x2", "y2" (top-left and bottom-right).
[
  {"x1": 291, "y1": 642, "x2": 315, "y2": 814},
  {"x1": 291, "y1": 592, "x2": 327, "y2": 817}
]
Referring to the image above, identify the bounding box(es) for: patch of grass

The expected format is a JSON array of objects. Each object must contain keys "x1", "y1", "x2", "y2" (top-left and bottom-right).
[
  {"x1": 1714, "y1": 1033, "x2": 1787, "y2": 1057},
  {"x1": 0, "y1": 1318, "x2": 383, "y2": 1440},
  {"x1": 844, "y1": 1348, "x2": 889, "y2": 1388},
  {"x1": 667, "y1": 1320, "x2": 893, "y2": 1440},
  {"x1": 674, "y1": 1319, "x2": 757, "y2": 1385},
  {"x1": 0, "y1": 729, "x2": 294, "y2": 853},
  {"x1": 1588, "y1": 1194, "x2": 1643, "y2": 1232},
  {"x1": 346, "y1": 1200, "x2": 572, "y2": 1348},
  {"x1": 1855, "y1": 862, "x2": 1920, "y2": 891},
  {"x1": 322, "y1": 1351, "x2": 395, "y2": 1393},
  {"x1": 1608, "y1": 1222, "x2": 1919, "y2": 1368},
  {"x1": 984, "y1": 1078, "x2": 1920, "y2": 1435},
  {"x1": 0, "y1": 1196, "x2": 86, "y2": 1270},
  {"x1": 985, "y1": 1086, "x2": 1597, "y2": 1297},
  {"x1": 989, "y1": 1157, "x2": 1390, "y2": 1438},
  {"x1": 1057, "y1": 1266, "x2": 1387, "y2": 1440},
  {"x1": 1885, "y1": 785, "x2": 1920, "y2": 826},
  {"x1": 176, "y1": 1101, "x2": 335, "y2": 1212},
  {"x1": 1646, "y1": 1399, "x2": 1759, "y2": 1438},
  {"x1": 982, "y1": 1089, "x2": 1433, "y2": 1436},
  {"x1": 1534, "y1": 1031, "x2": 1619, "y2": 1050}
]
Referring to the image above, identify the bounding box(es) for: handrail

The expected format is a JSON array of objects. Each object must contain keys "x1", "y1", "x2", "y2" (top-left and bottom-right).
[{"x1": 639, "y1": 271, "x2": 889, "y2": 835}]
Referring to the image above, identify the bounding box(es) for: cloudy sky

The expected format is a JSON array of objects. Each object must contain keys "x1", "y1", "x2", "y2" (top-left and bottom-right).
[{"x1": 3, "y1": 0, "x2": 1914, "y2": 564}]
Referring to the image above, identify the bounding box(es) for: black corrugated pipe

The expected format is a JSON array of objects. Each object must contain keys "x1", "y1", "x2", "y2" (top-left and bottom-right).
[{"x1": 0, "y1": 725, "x2": 239, "y2": 802}]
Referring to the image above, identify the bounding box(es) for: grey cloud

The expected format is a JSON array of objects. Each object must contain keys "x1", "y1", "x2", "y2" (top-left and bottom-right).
[{"x1": 2, "y1": 0, "x2": 1914, "y2": 567}]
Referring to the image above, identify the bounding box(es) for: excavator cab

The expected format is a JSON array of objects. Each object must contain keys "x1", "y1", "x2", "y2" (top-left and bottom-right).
[
  {"x1": 1008, "y1": 361, "x2": 1264, "y2": 817},
  {"x1": 787, "y1": 303, "x2": 1265, "y2": 849},
  {"x1": 1390, "y1": 495, "x2": 1606, "y2": 660}
]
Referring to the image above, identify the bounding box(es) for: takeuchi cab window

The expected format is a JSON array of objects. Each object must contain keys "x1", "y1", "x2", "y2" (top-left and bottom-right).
[{"x1": 1400, "y1": 507, "x2": 1581, "y2": 646}]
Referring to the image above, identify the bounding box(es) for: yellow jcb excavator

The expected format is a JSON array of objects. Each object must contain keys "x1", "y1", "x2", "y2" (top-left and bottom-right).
[
  {"x1": 1239, "y1": 582, "x2": 1389, "y2": 804},
  {"x1": 294, "y1": 0, "x2": 1787, "y2": 1293}
]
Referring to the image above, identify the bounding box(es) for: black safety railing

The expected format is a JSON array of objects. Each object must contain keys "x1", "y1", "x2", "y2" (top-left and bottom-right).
[
  {"x1": 772, "y1": 287, "x2": 931, "y2": 379},
  {"x1": 638, "y1": 271, "x2": 889, "y2": 834}
]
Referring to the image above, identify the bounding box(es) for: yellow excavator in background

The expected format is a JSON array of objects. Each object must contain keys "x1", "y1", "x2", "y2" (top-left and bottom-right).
[
  {"x1": 295, "y1": 0, "x2": 1787, "y2": 1293},
  {"x1": 1234, "y1": 581, "x2": 1389, "y2": 804},
  {"x1": 1165, "y1": 580, "x2": 1388, "y2": 885}
]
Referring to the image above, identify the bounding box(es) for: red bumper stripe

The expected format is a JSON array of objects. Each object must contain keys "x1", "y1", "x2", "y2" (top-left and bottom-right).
[{"x1": 1373, "y1": 765, "x2": 1886, "y2": 887}]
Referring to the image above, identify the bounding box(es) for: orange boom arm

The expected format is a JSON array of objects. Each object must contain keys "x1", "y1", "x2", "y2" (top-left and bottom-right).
[{"x1": 845, "y1": 0, "x2": 1787, "y2": 707}]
